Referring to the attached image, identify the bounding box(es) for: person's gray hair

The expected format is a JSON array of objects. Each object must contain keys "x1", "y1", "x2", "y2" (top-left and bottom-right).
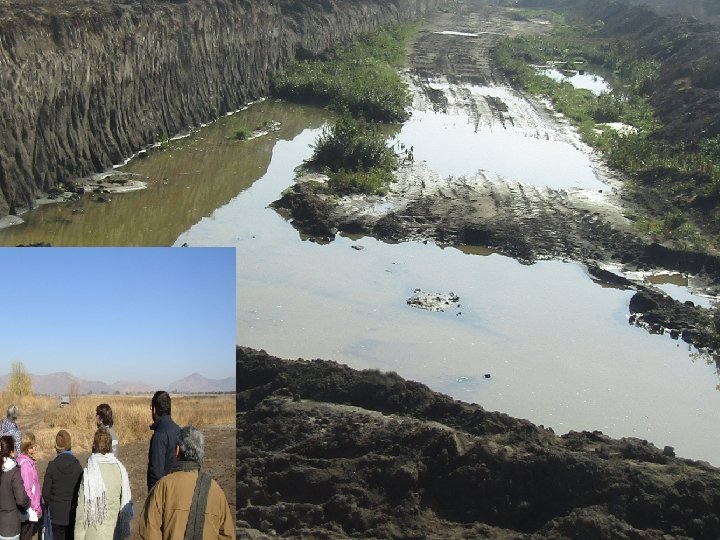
[
  {"x1": 177, "y1": 425, "x2": 204, "y2": 464},
  {"x1": 6, "y1": 405, "x2": 17, "y2": 420}
]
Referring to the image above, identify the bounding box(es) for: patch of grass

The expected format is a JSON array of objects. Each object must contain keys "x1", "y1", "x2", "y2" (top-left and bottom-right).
[
  {"x1": 633, "y1": 211, "x2": 706, "y2": 250},
  {"x1": 233, "y1": 127, "x2": 252, "y2": 140},
  {"x1": 157, "y1": 132, "x2": 171, "y2": 149},
  {"x1": 327, "y1": 168, "x2": 391, "y2": 196},
  {"x1": 272, "y1": 25, "x2": 417, "y2": 122}
]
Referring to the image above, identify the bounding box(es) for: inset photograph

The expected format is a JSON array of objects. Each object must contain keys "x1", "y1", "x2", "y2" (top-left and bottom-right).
[{"x1": 0, "y1": 247, "x2": 236, "y2": 539}]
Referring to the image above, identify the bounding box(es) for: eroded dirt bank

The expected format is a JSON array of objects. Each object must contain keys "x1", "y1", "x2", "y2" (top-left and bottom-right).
[
  {"x1": 0, "y1": 0, "x2": 445, "y2": 218},
  {"x1": 237, "y1": 347, "x2": 720, "y2": 539}
]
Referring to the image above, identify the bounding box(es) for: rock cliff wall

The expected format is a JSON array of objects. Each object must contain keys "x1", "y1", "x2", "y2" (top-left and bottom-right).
[{"x1": 0, "y1": 0, "x2": 445, "y2": 216}]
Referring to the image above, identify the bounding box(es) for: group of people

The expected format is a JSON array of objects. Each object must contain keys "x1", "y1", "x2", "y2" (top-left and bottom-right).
[{"x1": 0, "y1": 391, "x2": 234, "y2": 539}]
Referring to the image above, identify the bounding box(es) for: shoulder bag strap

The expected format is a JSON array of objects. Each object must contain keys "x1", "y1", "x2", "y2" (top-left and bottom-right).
[{"x1": 184, "y1": 470, "x2": 213, "y2": 540}]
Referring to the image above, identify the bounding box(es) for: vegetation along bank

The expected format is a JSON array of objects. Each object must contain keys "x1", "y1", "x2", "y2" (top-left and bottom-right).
[{"x1": 500, "y1": 0, "x2": 720, "y2": 249}]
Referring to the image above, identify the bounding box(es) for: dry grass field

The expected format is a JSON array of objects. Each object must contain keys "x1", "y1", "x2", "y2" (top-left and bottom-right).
[
  {"x1": 1, "y1": 392, "x2": 234, "y2": 458},
  {"x1": 0, "y1": 392, "x2": 235, "y2": 538}
]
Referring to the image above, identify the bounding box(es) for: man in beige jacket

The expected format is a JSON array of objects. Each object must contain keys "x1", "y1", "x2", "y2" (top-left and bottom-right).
[{"x1": 139, "y1": 426, "x2": 234, "y2": 540}]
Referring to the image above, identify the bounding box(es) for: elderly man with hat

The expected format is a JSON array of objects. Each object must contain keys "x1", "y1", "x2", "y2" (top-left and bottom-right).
[{"x1": 42, "y1": 429, "x2": 83, "y2": 540}]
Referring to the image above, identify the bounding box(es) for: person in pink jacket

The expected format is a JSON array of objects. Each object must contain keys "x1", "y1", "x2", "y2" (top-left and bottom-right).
[{"x1": 16, "y1": 432, "x2": 41, "y2": 540}]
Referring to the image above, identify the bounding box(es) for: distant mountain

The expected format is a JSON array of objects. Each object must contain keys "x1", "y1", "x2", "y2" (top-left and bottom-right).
[
  {"x1": 167, "y1": 372, "x2": 236, "y2": 393},
  {"x1": 0, "y1": 371, "x2": 235, "y2": 395},
  {"x1": 109, "y1": 380, "x2": 155, "y2": 394},
  {"x1": 33, "y1": 372, "x2": 113, "y2": 395}
]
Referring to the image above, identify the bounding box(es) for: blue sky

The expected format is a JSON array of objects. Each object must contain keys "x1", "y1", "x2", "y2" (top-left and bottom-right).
[{"x1": 0, "y1": 247, "x2": 236, "y2": 386}]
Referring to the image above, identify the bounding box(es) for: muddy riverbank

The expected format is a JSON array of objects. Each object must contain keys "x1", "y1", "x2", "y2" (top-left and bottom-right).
[{"x1": 237, "y1": 346, "x2": 720, "y2": 539}]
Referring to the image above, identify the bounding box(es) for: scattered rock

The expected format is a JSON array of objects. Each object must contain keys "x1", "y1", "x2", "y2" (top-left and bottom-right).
[{"x1": 407, "y1": 290, "x2": 460, "y2": 311}]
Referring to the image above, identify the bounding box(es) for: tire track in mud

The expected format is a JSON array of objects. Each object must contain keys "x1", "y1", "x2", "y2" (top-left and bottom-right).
[{"x1": 369, "y1": 174, "x2": 640, "y2": 264}]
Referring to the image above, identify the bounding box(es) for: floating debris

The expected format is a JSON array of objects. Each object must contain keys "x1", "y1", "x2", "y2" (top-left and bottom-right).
[{"x1": 407, "y1": 290, "x2": 460, "y2": 312}]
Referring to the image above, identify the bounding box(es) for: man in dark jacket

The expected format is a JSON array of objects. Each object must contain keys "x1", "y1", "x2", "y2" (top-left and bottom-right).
[
  {"x1": 147, "y1": 390, "x2": 181, "y2": 492},
  {"x1": 42, "y1": 430, "x2": 83, "y2": 540}
]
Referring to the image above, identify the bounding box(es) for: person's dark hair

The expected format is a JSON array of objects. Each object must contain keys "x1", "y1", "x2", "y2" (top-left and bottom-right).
[
  {"x1": 0, "y1": 436, "x2": 13, "y2": 488},
  {"x1": 92, "y1": 428, "x2": 113, "y2": 455},
  {"x1": 96, "y1": 403, "x2": 113, "y2": 427},
  {"x1": 0, "y1": 435, "x2": 14, "y2": 458},
  {"x1": 151, "y1": 391, "x2": 172, "y2": 416},
  {"x1": 55, "y1": 430, "x2": 72, "y2": 452},
  {"x1": 177, "y1": 426, "x2": 204, "y2": 464}
]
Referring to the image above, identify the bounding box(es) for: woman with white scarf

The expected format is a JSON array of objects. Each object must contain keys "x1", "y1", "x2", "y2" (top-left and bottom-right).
[{"x1": 74, "y1": 429, "x2": 133, "y2": 540}]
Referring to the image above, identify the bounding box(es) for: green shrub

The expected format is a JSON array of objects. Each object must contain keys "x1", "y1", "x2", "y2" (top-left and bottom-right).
[
  {"x1": 311, "y1": 115, "x2": 399, "y2": 195},
  {"x1": 312, "y1": 115, "x2": 398, "y2": 173},
  {"x1": 662, "y1": 210, "x2": 688, "y2": 231}
]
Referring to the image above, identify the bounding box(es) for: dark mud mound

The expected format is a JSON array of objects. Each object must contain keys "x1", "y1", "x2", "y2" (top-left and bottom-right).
[
  {"x1": 629, "y1": 287, "x2": 720, "y2": 350},
  {"x1": 626, "y1": 0, "x2": 720, "y2": 25},
  {"x1": 237, "y1": 347, "x2": 720, "y2": 539}
]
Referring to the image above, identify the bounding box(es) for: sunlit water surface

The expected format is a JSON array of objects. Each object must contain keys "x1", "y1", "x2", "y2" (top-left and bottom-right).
[{"x1": 177, "y1": 123, "x2": 720, "y2": 465}]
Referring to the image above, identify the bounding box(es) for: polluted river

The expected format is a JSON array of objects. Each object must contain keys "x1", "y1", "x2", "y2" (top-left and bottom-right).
[{"x1": 2, "y1": 14, "x2": 720, "y2": 466}]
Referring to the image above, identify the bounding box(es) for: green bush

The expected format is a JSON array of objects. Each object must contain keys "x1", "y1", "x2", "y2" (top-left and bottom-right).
[
  {"x1": 311, "y1": 115, "x2": 399, "y2": 195},
  {"x1": 312, "y1": 115, "x2": 398, "y2": 173},
  {"x1": 663, "y1": 209, "x2": 688, "y2": 231}
]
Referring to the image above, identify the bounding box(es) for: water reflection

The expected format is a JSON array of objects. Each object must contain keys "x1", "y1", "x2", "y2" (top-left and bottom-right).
[
  {"x1": 3, "y1": 92, "x2": 718, "y2": 464},
  {"x1": 401, "y1": 78, "x2": 607, "y2": 189},
  {"x1": 537, "y1": 67, "x2": 612, "y2": 95}
]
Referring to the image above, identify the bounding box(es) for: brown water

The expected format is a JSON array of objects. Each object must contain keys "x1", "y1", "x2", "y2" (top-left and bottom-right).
[
  {"x1": 2, "y1": 96, "x2": 719, "y2": 464},
  {"x1": 0, "y1": 101, "x2": 327, "y2": 246}
]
